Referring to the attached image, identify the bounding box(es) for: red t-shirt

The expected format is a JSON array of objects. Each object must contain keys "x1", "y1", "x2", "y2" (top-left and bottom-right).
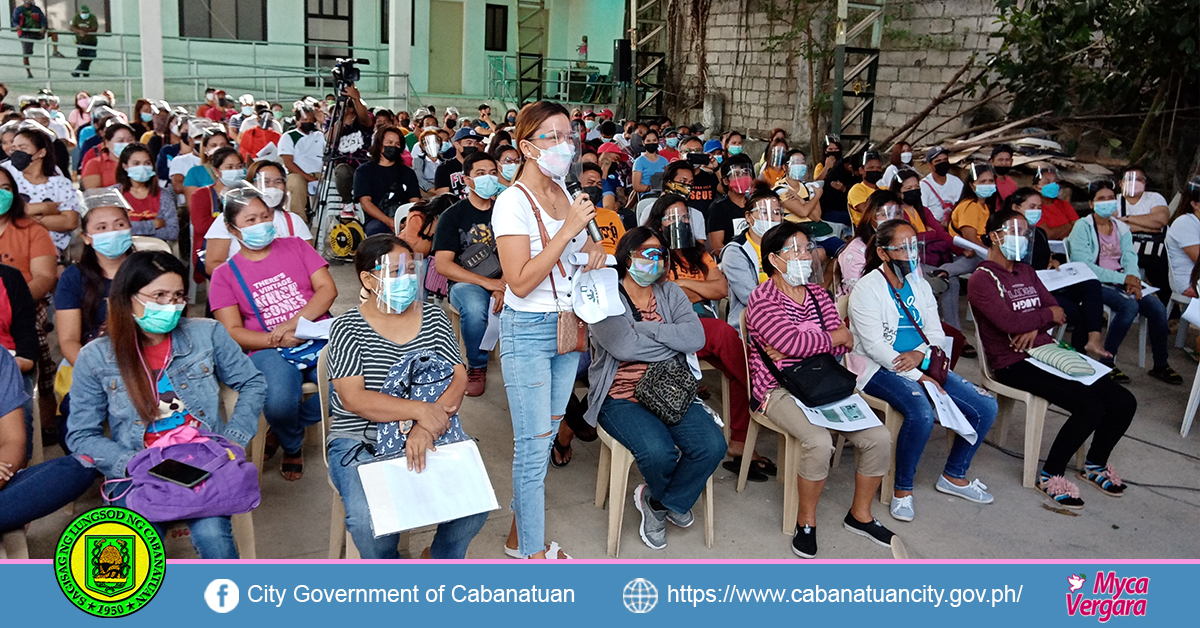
[
  {"x1": 82, "y1": 151, "x2": 120, "y2": 187},
  {"x1": 1040, "y1": 197, "x2": 1079, "y2": 231},
  {"x1": 124, "y1": 190, "x2": 160, "y2": 222}
]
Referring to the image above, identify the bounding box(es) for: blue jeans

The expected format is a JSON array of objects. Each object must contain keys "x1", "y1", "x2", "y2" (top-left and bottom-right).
[
  {"x1": 863, "y1": 369, "x2": 997, "y2": 492},
  {"x1": 1101, "y1": 284, "x2": 1169, "y2": 369},
  {"x1": 597, "y1": 398, "x2": 726, "y2": 513},
  {"x1": 499, "y1": 307, "x2": 580, "y2": 556},
  {"x1": 22, "y1": 372, "x2": 34, "y2": 460},
  {"x1": 327, "y1": 438, "x2": 488, "y2": 559},
  {"x1": 364, "y1": 218, "x2": 393, "y2": 237},
  {"x1": 102, "y1": 487, "x2": 238, "y2": 559},
  {"x1": 449, "y1": 282, "x2": 492, "y2": 369},
  {"x1": 250, "y1": 349, "x2": 320, "y2": 454},
  {"x1": 0, "y1": 455, "x2": 97, "y2": 533}
]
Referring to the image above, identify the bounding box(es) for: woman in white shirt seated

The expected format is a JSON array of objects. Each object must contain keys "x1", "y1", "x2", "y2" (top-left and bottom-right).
[{"x1": 204, "y1": 160, "x2": 313, "y2": 276}]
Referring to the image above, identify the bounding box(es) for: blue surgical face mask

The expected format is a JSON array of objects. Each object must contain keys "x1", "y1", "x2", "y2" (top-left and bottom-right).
[
  {"x1": 975, "y1": 183, "x2": 997, "y2": 198},
  {"x1": 628, "y1": 258, "x2": 664, "y2": 287},
  {"x1": 112, "y1": 142, "x2": 130, "y2": 158},
  {"x1": 500, "y1": 163, "x2": 519, "y2": 180},
  {"x1": 140, "y1": 112, "x2": 153, "y2": 123},
  {"x1": 0, "y1": 189, "x2": 13, "y2": 216},
  {"x1": 134, "y1": 299, "x2": 184, "y2": 334},
  {"x1": 236, "y1": 220, "x2": 276, "y2": 250},
  {"x1": 471, "y1": 174, "x2": 506, "y2": 199},
  {"x1": 789, "y1": 164, "x2": 808, "y2": 180},
  {"x1": 727, "y1": 145, "x2": 743, "y2": 156},
  {"x1": 1039, "y1": 182, "x2": 1059, "y2": 199},
  {"x1": 999, "y1": 234, "x2": 1029, "y2": 262},
  {"x1": 1024, "y1": 209, "x2": 1042, "y2": 227},
  {"x1": 376, "y1": 274, "x2": 419, "y2": 314},
  {"x1": 584, "y1": 120, "x2": 597, "y2": 130},
  {"x1": 441, "y1": 140, "x2": 452, "y2": 153},
  {"x1": 1093, "y1": 199, "x2": 1119, "y2": 218},
  {"x1": 665, "y1": 137, "x2": 679, "y2": 148},
  {"x1": 91, "y1": 228, "x2": 132, "y2": 259},
  {"x1": 220, "y1": 168, "x2": 246, "y2": 184},
  {"x1": 127, "y1": 165, "x2": 155, "y2": 183},
  {"x1": 715, "y1": 155, "x2": 723, "y2": 164}
]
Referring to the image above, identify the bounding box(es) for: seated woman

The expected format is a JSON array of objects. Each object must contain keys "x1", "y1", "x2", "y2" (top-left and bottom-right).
[
  {"x1": 66, "y1": 251, "x2": 266, "y2": 559},
  {"x1": 746, "y1": 221, "x2": 894, "y2": 558},
  {"x1": 645, "y1": 194, "x2": 767, "y2": 480},
  {"x1": 209, "y1": 181, "x2": 337, "y2": 481},
  {"x1": 54, "y1": 190, "x2": 140, "y2": 448},
  {"x1": 721, "y1": 188, "x2": 785, "y2": 328},
  {"x1": 0, "y1": 350, "x2": 98, "y2": 535},
  {"x1": 189, "y1": 146, "x2": 246, "y2": 279},
  {"x1": 204, "y1": 160, "x2": 313, "y2": 277},
  {"x1": 949, "y1": 163, "x2": 1001, "y2": 250},
  {"x1": 182, "y1": 128, "x2": 232, "y2": 204},
  {"x1": 1004, "y1": 187, "x2": 1109, "y2": 359},
  {"x1": 116, "y1": 142, "x2": 178, "y2": 241},
  {"x1": 969, "y1": 209, "x2": 1136, "y2": 509},
  {"x1": 848, "y1": 220, "x2": 997, "y2": 522},
  {"x1": 775, "y1": 149, "x2": 843, "y2": 268},
  {"x1": 327, "y1": 234, "x2": 487, "y2": 559},
  {"x1": 1031, "y1": 164, "x2": 1079, "y2": 240},
  {"x1": 1066, "y1": 181, "x2": 1180, "y2": 384},
  {"x1": 81, "y1": 122, "x2": 136, "y2": 190},
  {"x1": 585, "y1": 227, "x2": 726, "y2": 551}
]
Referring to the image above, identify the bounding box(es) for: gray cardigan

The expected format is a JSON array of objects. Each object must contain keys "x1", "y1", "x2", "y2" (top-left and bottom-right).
[{"x1": 584, "y1": 281, "x2": 705, "y2": 426}]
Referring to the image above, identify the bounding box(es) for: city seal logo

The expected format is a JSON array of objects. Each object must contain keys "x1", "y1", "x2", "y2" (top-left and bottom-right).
[{"x1": 55, "y1": 507, "x2": 166, "y2": 617}]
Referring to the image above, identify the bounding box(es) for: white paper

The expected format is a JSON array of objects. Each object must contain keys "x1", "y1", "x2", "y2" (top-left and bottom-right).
[
  {"x1": 922, "y1": 381, "x2": 977, "y2": 445},
  {"x1": 686, "y1": 352, "x2": 702, "y2": 379},
  {"x1": 1026, "y1": 353, "x2": 1112, "y2": 386},
  {"x1": 1140, "y1": 283, "x2": 1159, "y2": 297},
  {"x1": 479, "y1": 297, "x2": 501, "y2": 351},
  {"x1": 356, "y1": 440, "x2": 499, "y2": 537},
  {"x1": 1048, "y1": 240, "x2": 1067, "y2": 255},
  {"x1": 255, "y1": 142, "x2": 279, "y2": 161},
  {"x1": 794, "y1": 394, "x2": 884, "y2": 432},
  {"x1": 953, "y1": 235, "x2": 989, "y2": 257},
  {"x1": 1036, "y1": 262, "x2": 1098, "y2": 292},
  {"x1": 1183, "y1": 296, "x2": 1200, "y2": 329},
  {"x1": 568, "y1": 252, "x2": 618, "y2": 267},
  {"x1": 295, "y1": 317, "x2": 332, "y2": 340}
]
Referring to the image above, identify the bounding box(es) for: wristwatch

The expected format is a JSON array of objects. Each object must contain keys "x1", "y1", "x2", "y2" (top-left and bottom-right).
[{"x1": 400, "y1": 420, "x2": 414, "y2": 435}]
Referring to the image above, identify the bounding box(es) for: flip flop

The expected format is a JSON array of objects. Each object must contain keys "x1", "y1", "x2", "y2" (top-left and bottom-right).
[
  {"x1": 281, "y1": 451, "x2": 303, "y2": 481},
  {"x1": 723, "y1": 457, "x2": 767, "y2": 482},
  {"x1": 550, "y1": 437, "x2": 572, "y2": 468}
]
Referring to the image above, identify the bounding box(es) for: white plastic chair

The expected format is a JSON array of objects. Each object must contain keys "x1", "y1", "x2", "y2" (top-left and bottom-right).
[
  {"x1": 1063, "y1": 244, "x2": 1148, "y2": 367},
  {"x1": 317, "y1": 348, "x2": 361, "y2": 559}
]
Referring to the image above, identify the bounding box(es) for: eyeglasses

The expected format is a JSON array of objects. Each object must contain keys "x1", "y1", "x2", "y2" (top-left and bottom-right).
[
  {"x1": 137, "y1": 290, "x2": 187, "y2": 305},
  {"x1": 633, "y1": 247, "x2": 664, "y2": 261},
  {"x1": 499, "y1": 155, "x2": 522, "y2": 165}
]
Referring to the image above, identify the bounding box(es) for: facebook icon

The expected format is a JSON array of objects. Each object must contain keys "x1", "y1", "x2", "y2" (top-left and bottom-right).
[{"x1": 204, "y1": 579, "x2": 240, "y2": 613}]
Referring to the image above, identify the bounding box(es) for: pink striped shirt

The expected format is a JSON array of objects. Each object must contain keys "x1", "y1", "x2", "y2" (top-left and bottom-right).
[{"x1": 745, "y1": 280, "x2": 848, "y2": 408}]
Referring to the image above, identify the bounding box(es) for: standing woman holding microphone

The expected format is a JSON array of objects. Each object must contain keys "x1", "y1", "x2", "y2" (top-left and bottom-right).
[{"x1": 494, "y1": 102, "x2": 606, "y2": 559}]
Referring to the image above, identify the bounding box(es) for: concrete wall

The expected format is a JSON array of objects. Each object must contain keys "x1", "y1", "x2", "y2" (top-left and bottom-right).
[{"x1": 672, "y1": 0, "x2": 1003, "y2": 145}]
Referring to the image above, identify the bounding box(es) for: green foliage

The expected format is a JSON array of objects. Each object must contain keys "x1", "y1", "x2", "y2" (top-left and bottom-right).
[{"x1": 988, "y1": 0, "x2": 1199, "y2": 117}]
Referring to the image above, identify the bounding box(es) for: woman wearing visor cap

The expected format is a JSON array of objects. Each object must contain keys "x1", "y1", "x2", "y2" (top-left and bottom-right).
[{"x1": 849, "y1": 220, "x2": 997, "y2": 523}]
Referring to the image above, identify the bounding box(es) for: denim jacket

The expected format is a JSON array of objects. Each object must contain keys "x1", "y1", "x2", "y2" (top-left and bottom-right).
[{"x1": 66, "y1": 318, "x2": 267, "y2": 479}]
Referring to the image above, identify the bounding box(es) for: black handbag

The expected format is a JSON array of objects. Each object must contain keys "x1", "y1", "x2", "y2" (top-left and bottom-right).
[
  {"x1": 620, "y1": 286, "x2": 699, "y2": 425},
  {"x1": 750, "y1": 289, "x2": 857, "y2": 408}
]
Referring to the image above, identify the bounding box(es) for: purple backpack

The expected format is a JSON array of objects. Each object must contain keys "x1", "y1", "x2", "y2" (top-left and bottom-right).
[{"x1": 105, "y1": 428, "x2": 261, "y2": 522}]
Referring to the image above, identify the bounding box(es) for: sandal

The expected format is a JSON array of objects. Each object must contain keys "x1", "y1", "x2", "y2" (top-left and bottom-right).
[
  {"x1": 753, "y1": 456, "x2": 778, "y2": 477},
  {"x1": 550, "y1": 437, "x2": 572, "y2": 468},
  {"x1": 722, "y1": 457, "x2": 767, "y2": 482},
  {"x1": 281, "y1": 450, "x2": 303, "y2": 481},
  {"x1": 262, "y1": 429, "x2": 280, "y2": 461}
]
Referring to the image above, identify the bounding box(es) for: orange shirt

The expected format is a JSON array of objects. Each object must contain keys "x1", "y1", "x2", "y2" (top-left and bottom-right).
[
  {"x1": 670, "y1": 251, "x2": 716, "y2": 282},
  {"x1": 595, "y1": 208, "x2": 625, "y2": 255},
  {"x1": 0, "y1": 219, "x2": 56, "y2": 281},
  {"x1": 82, "y1": 150, "x2": 120, "y2": 187}
]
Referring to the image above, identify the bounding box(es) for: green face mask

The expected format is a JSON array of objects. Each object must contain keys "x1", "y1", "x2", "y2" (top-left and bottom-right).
[
  {"x1": 134, "y1": 298, "x2": 184, "y2": 334},
  {"x1": 0, "y1": 189, "x2": 12, "y2": 216}
]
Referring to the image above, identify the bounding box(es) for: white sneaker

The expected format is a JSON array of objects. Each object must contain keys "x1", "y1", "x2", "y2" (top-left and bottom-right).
[
  {"x1": 889, "y1": 495, "x2": 914, "y2": 522},
  {"x1": 936, "y1": 476, "x2": 994, "y2": 504}
]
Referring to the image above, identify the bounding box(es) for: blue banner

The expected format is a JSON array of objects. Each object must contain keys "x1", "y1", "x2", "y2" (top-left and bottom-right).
[{"x1": 1, "y1": 560, "x2": 1190, "y2": 624}]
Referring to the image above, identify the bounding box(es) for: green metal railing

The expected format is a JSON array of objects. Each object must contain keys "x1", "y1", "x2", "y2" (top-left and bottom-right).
[{"x1": 487, "y1": 55, "x2": 617, "y2": 107}]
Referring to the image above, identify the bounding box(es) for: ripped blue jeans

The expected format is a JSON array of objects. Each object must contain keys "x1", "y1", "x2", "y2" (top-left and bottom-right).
[{"x1": 499, "y1": 307, "x2": 580, "y2": 556}]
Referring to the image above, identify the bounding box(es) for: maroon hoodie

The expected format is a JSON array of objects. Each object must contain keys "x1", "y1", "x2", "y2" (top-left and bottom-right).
[{"x1": 967, "y1": 259, "x2": 1057, "y2": 372}]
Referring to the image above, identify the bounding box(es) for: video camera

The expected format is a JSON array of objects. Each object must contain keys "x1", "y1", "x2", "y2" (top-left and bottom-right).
[{"x1": 331, "y1": 58, "x2": 369, "y2": 90}]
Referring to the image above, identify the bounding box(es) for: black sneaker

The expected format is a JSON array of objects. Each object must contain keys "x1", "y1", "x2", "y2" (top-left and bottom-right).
[
  {"x1": 1108, "y1": 367, "x2": 1131, "y2": 384},
  {"x1": 1148, "y1": 366, "x2": 1183, "y2": 385},
  {"x1": 792, "y1": 524, "x2": 817, "y2": 558},
  {"x1": 842, "y1": 511, "x2": 895, "y2": 548}
]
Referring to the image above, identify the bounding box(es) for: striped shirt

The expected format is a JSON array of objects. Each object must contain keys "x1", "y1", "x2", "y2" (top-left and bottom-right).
[
  {"x1": 327, "y1": 303, "x2": 463, "y2": 442},
  {"x1": 745, "y1": 280, "x2": 847, "y2": 408}
]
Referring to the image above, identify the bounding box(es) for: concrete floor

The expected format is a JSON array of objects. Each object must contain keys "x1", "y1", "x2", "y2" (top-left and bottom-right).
[{"x1": 20, "y1": 262, "x2": 1200, "y2": 560}]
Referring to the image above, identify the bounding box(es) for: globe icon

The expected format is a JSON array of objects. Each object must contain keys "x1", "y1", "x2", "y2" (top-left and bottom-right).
[{"x1": 623, "y1": 578, "x2": 658, "y2": 613}]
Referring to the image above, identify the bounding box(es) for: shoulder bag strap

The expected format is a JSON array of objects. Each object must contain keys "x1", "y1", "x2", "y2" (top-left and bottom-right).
[
  {"x1": 806, "y1": 287, "x2": 829, "y2": 332},
  {"x1": 227, "y1": 258, "x2": 271, "y2": 332},
  {"x1": 887, "y1": 281, "x2": 934, "y2": 349},
  {"x1": 514, "y1": 182, "x2": 567, "y2": 301},
  {"x1": 284, "y1": 211, "x2": 295, "y2": 237}
]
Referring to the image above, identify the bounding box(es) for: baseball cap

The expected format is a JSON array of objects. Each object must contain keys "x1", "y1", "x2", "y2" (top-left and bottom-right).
[
  {"x1": 599, "y1": 109, "x2": 614, "y2": 119},
  {"x1": 703, "y1": 139, "x2": 724, "y2": 153},
  {"x1": 925, "y1": 146, "x2": 949, "y2": 162},
  {"x1": 453, "y1": 127, "x2": 482, "y2": 142}
]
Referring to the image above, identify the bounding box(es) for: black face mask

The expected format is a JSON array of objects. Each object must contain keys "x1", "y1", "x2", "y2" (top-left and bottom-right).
[
  {"x1": 582, "y1": 185, "x2": 603, "y2": 206},
  {"x1": 888, "y1": 259, "x2": 913, "y2": 282},
  {"x1": 993, "y1": 165, "x2": 1011, "y2": 176},
  {"x1": 644, "y1": 143, "x2": 658, "y2": 154},
  {"x1": 382, "y1": 145, "x2": 400, "y2": 162},
  {"x1": 299, "y1": 121, "x2": 317, "y2": 133},
  {"x1": 826, "y1": 151, "x2": 840, "y2": 159},
  {"x1": 934, "y1": 161, "x2": 951, "y2": 177},
  {"x1": 902, "y1": 189, "x2": 922, "y2": 208},
  {"x1": 864, "y1": 170, "x2": 883, "y2": 185},
  {"x1": 460, "y1": 146, "x2": 478, "y2": 159},
  {"x1": 445, "y1": 118, "x2": 457, "y2": 129},
  {"x1": 8, "y1": 150, "x2": 33, "y2": 171}
]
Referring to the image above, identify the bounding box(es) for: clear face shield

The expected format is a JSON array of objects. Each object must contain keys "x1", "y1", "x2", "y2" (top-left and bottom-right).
[
  {"x1": 727, "y1": 164, "x2": 753, "y2": 196},
  {"x1": 770, "y1": 233, "x2": 819, "y2": 286},
  {"x1": 372, "y1": 251, "x2": 425, "y2": 315},
  {"x1": 994, "y1": 218, "x2": 1033, "y2": 262},
  {"x1": 82, "y1": 187, "x2": 133, "y2": 216},
  {"x1": 874, "y1": 202, "x2": 905, "y2": 226},
  {"x1": 421, "y1": 134, "x2": 440, "y2": 159},
  {"x1": 663, "y1": 203, "x2": 695, "y2": 250},
  {"x1": 254, "y1": 170, "x2": 288, "y2": 211},
  {"x1": 1122, "y1": 170, "x2": 1144, "y2": 198},
  {"x1": 769, "y1": 145, "x2": 786, "y2": 169},
  {"x1": 525, "y1": 126, "x2": 579, "y2": 183},
  {"x1": 749, "y1": 197, "x2": 784, "y2": 237},
  {"x1": 881, "y1": 234, "x2": 923, "y2": 280}
]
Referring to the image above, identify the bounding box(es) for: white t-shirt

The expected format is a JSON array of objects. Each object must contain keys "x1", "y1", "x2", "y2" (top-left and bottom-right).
[
  {"x1": 168, "y1": 152, "x2": 201, "y2": 179},
  {"x1": 492, "y1": 180, "x2": 587, "y2": 312},
  {"x1": 1121, "y1": 191, "x2": 1169, "y2": 218},
  {"x1": 7, "y1": 167, "x2": 79, "y2": 250},
  {"x1": 1165, "y1": 213, "x2": 1200, "y2": 294},
  {"x1": 920, "y1": 173, "x2": 964, "y2": 223},
  {"x1": 278, "y1": 128, "x2": 326, "y2": 176},
  {"x1": 204, "y1": 209, "x2": 313, "y2": 259}
]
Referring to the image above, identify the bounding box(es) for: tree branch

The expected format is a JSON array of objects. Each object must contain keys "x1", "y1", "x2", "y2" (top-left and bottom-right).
[{"x1": 876, "y1": 57, "x2": 978, "y2": 148}]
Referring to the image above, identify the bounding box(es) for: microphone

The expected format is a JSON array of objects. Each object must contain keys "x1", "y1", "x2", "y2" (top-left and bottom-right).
[{"x1": 569, "y1": 185, "x2": 604, "y2": 243}]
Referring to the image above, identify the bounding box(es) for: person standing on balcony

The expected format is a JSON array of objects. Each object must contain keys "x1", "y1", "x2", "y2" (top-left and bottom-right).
[
  {"x1": 12, "y1": 0, "x2": 60, "y2": 79},
  {"x1": 68, "y1": 5, "x2": 98, "y2": 78}
]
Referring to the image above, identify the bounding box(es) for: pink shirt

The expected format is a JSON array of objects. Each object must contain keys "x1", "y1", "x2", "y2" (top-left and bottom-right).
[
  {"x1": 1097, "y1": 225, "x2": 1123, "y2": 272},
  {"x1": 208, "y1": 237, "x2": 329, "y2": 333}
]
